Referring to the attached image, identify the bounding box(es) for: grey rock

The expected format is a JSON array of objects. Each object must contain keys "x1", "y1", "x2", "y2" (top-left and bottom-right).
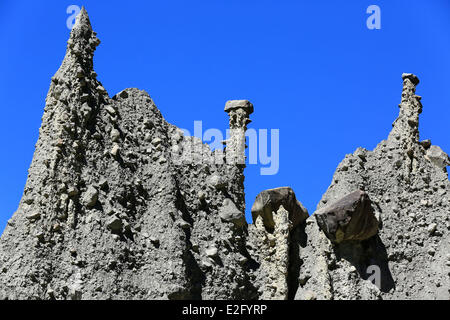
[
  {"x1": 110, "y1": 144, "x2": 120, "y2": 156},
  {"x1": 0, "y1": 8, "x2": 255, "y2": 300},
  {"x1": 402, "y1": 73, "x2": 420, "y2": 85},
  {"x1": 105, "y1": 105, "x2": 116, "y2": 115},
  {"x1": 110, "y1": 129, "x2": 120, "y2": 142},
  {"x1": 106, "y1": 217, "x2": 123, "y2": 233},
  {"x1": 427, "y1": 223, "x2": 437, "y2": 235},
  {"x1": 0, "y1": 9, "x2": 448, "y2": 301},
  {"x1": 177, "y1": 220, "x2": 191, "y2": 229},
  {"x1": 425, "y1": 145, "x2": 450, "y2": 169},
  {"x1": 224, "y1": 100, "x2": 254, "y2": 114},
  {"x1": 208, "y1": 174, "x2": 226, "y2": 190},
  {"x1": 251, "y1": 187, "x2": 308, "y2": 229},
  {"x1": 26, "y1": 212, "x2": 41, "y2": 221},
  {"x1": 67, "y1": 187, "x2": 79, "y2": 197},
  {"x1": 151, "y1": 137, "x2": 162, "y2": 146},
  {"x1": 82, "y1": 186, "x2": 98, "y2": 208},
  {"x1": 420, "y1": 139, "x2": 431, "y2": 149},
  {"x1": 205, "y1": 247, "x2": 218, "y2": 258},
  {"x1": 219, "y1": 199, "x2": 246, "y2": 227}
]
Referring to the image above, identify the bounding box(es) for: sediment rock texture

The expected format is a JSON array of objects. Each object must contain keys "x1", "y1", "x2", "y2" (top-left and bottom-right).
[{"x1": 0, "y1": 9, "x2": 449, "y2": 300}]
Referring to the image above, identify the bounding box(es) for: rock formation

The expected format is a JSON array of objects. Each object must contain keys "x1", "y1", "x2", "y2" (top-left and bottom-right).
[
  {"x1": 0, "y1": 8, "x2": 449, "y2": 300},
  {"x1": 292, "y1": 73, "x2": 450, "y2": 300},
  {"x1": 0, "y1": 8, "x2": 253, "y2": 300}
]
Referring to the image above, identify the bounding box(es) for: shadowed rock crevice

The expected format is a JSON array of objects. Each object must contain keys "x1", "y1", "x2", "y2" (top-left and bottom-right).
[
  {"x1": 286, "y1": 222, "x2": 305, "y2": 300},
  {"x1": 174, "y1": 187, "x2": 205, "y2": 300}
]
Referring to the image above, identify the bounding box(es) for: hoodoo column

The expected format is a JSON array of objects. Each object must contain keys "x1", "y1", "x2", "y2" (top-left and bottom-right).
[{"x1": 224, "y1": 100, "x2": 254, "y2": 166}]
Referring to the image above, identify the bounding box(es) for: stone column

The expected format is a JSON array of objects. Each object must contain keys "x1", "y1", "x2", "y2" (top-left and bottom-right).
[
  {"x1": 252, "y1": 205, "x2": 291, "y2": 300},
  {"x1": 389, "y1": 73, "x2": 422, "y2": 149},
  {"x1": 224, "y1": 100, "x2": 253, "y2": 166},
  {"x1": 388, "y1": 73, "x2": 423, "y2": 174}
]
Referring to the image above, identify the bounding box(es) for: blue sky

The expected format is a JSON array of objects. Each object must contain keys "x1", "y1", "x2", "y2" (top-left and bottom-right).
[{"x1": 1, "y1": 0, "x2": 449, "y2": 233}]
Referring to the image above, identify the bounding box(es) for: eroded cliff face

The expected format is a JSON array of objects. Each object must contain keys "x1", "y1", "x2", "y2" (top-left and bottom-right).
[
  {"x1": 0, "y1": 8, "x2": 255, "y2": 300},
  {"x1": 251, "y1": 74, "x2": 449, "y2": 300},
  {"x1": 298, "y1": 74, "x2": 450, "y2": 300},
  {"x1": 0, "y1": 9, "x2": 449, "y2": 300}
]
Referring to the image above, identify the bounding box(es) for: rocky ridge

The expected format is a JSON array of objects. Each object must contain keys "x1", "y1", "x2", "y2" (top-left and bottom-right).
[{"x1": 0, "y1": 9, "x2": 449, "y2": 300}]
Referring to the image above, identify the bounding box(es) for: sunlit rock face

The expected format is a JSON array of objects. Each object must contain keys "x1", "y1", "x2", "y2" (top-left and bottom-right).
[
  {"x1": 292, "y1": 73, "x2": 450, "y2": 300},
  {"x1": 0, "y1": 8, "x2": 255, "y2": 300},
  {"x1": 0, "y1": 9, "x2": 448, "y2": 300}
]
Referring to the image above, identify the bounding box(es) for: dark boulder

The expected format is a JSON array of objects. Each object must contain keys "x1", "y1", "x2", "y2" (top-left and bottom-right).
[
  {"x1": 251, "y1": 187, "x2": 308, "y2": 229},
  {"x1": 314, "y1": 190, "x2": 378, "y2": 243}
]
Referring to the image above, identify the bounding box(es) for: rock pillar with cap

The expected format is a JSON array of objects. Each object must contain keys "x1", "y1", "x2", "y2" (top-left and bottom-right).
[
  {"x1": 224, "y1": 100, "x2": 254, "y2": 166},
  {"x1": 389, "y1": 73, "x2": 422, "y2": 148},
  {"x1": 388, "y1": 73, "x2": 423, "y2": 173}
]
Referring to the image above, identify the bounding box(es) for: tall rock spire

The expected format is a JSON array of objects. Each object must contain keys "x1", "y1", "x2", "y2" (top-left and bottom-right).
[
  {"x1": 386, "y1": 73, "x2": 424, "y2": 174},
  {"x1": 224, "y1": 100, "x2": 254, "y2": 166},
  {"x1": 0, "y1": 8, "x2": 113, "y2": 299},
  {"x1": 301, "y1": 73, "x2": 450, "y2": 300},
  {"x1": 224, "y1": 100, "x2": 254, "y2": 216},
  {"x1": 388, "y1": 73, "x2": 422, "y2": 148},
  {"x1": 57, "y1": 6, "x2": 100, "y2": 78},
  {"x1": 0, "y1": 8, "x2": 257, "y2": 300}
]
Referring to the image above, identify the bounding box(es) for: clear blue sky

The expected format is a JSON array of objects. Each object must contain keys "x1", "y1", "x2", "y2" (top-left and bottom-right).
[{"x1": 1, "y1": 0, "x2": 449, "y2": 233}]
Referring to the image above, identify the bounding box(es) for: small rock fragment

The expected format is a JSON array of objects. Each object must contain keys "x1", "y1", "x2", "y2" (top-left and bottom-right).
[
  {"x1": 205, "y1": 247, "x2": 218, "y2": 258},
  {"x1": 105, "y1": 105, "x2": 116, "y2": 115},
  {"x1": 111, "y1": 144, "x2": 120, "y2": 156},
  {"x1": 420, "y1": 140, "x2": 431, "y2": 149},
  {"x1": 26, "y1": 212, "x2": 41, "y2": 221},
  {"x1": 110, "y1": 129, "x2": 120, "y2": 142},
  {"x1": 219, "y1": 198, "x2": 246, "y2": 227},
  {"x1": 425, "y1": 145, "x2": 450, "y2": 169},
  {"x1": 427, "y1": 223, "x2": 437, "y2": 235},
  {"x1": 67, "y1": 187, "x2": 79, "y2": 197},
  {"x1": 209, "y1": 174, "x2": 227, "y2": 190},
  {"x1": 106, "y1": 217, "x2": 123, "y2": 233},
  {"x1": 82, "y1": 186, "x2": 98, "y2": 208},
  {"x1": 177, "y1": 220, "x2": 191, "y2": 229}
]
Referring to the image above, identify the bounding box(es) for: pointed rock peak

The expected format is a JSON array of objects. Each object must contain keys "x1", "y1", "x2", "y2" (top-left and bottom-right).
[
  {"x1": 72, "y1": 6, "x2": 92, "y2": 32},
  {"x1": 51, "y1": 7, "x2": 105, "y2": 108},
  {"x1": 66, "y1": 6, "x2": 100, "y2": 59},
  {"x1": 388, "y1": 73, "x2": 423, "y2": 145}
]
